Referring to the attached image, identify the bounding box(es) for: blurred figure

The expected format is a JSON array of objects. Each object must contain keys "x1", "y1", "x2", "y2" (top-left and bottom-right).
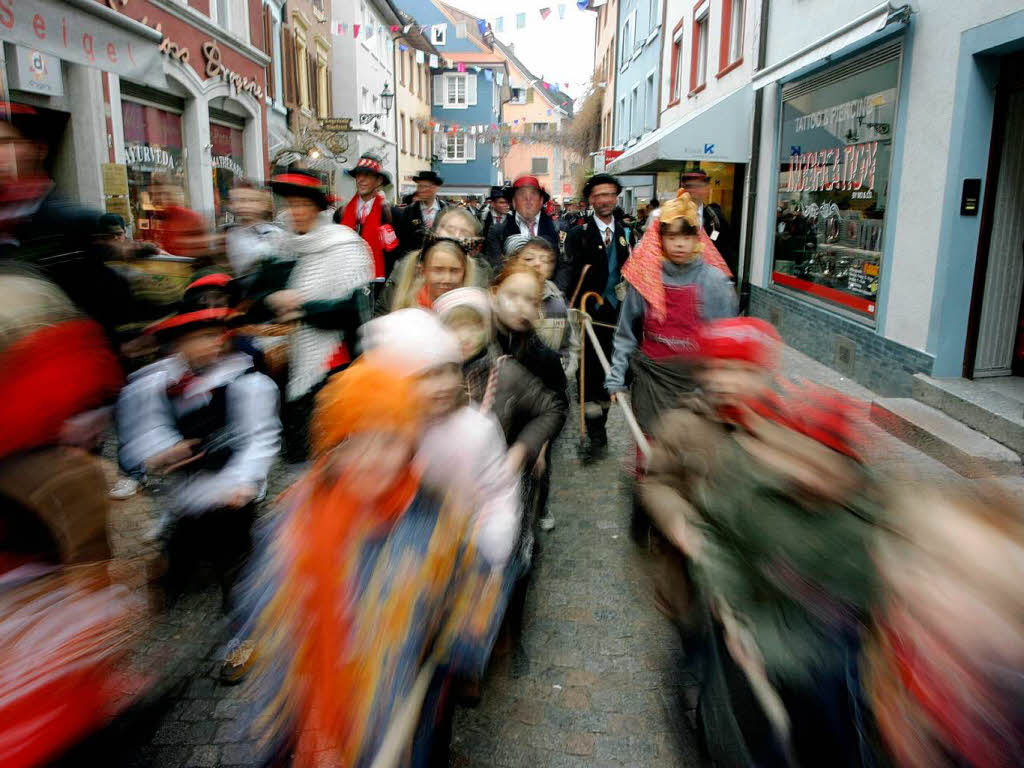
[
  {"x1": 148, "y1": 174, "x2": 210, "y2": 259},
  {"x1": 643, "y1": 317, "x2": 881, "y2": 767},
  {"x1": 334, "y1": 153, "x2": 398, "y2": 279},
  {"x1": 116, "y1": 306, "x2": 280, "y2": 611},
  {"x1": 606, "y1": 191, "x2": 736, "y2": 436},
  {"x1": 484, "y1": 176, "x2": 560, "y2": 273},
  {"x1": 394, "y1": 170, "x2": 447, "y2": 263},
  {"x1": 864, "y1": 483, "x2": 1024, "y2": 767},
  {"x1": 507, "y1": 235, "x2": 580, "y2": 380},
  {"x1": 247, "y1": 171, "x2": 373, "y2": 462},
  {"x1": 481, "y1": 186, "x2": 511, "y2": 241},
  {"x1": 376, "y1": 236, "x2": 477, "y2": 316},
  {"x1": 224, "y1": 179, "x2": 280, "y2": 278},
  {"x1": 242, "y1": 359, "x2": 507, "y2": 766},
  {"x1": 680, "y1": 169, "x2": 736, "y2": 277}
]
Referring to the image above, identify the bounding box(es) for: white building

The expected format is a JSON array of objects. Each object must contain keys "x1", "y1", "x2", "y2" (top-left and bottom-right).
[{"x1": 330, "y1": 0, "x2": 402, "y2": 203}]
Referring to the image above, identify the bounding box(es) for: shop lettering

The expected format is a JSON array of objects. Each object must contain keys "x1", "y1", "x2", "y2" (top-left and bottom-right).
[
  {"x1": 212, "y1": 154, "x2": 244, "y2": 176},
  {"x1": 783, "y1": 141, "x2": 878, "y2": 195},
  {"x1": 794, "y1": 96, "x2": 874, "y2": 133},
  {"x1": 202, "y1": 42, "x2": 263, "y2": 99},
  {"x1": 137, "y1": 17, "x2": 189, "y2": 64},
  {"x1": 0, "y1": 1, "x2": 139, "y2": 67},
  {"x1": 125, "y1": 143, "x2": 174, "y2": 168}
]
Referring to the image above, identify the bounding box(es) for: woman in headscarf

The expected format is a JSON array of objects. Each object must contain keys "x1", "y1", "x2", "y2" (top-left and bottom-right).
[
  {"x1": 243, "y1": 356, "x2": 508, "y2": 767},
  {"x1": 246, "y1": 171, "x2": 374, "y2": 462}
]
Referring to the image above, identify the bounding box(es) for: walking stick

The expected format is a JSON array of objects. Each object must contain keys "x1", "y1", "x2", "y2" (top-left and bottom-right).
[{"x1": 578, "y1": 292, "x2": 652, "y2": 460}]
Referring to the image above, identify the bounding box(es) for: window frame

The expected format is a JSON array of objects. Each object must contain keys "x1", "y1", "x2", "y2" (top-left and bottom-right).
[
  {"x1": 718, "y1": 0, "x2": 745, "y2": 78},
  {"x1": 689, "y1": 0, "x2": 710, "y2": 96},
  {"x1": 645, "y1": 70, "x2": 656, "y2": 132},
  {"x1": 445, "y1": 132, "x2": 467, "y2": 162},
  {"x1": 531, "y1": 156, "x2": 549, "y2": 175},
  {"x1": 668, "y1": 19, "x2": 685, "y2": 107},
  {"x1": 443, "y1": 73, "x2": 468, "y2": 109}
]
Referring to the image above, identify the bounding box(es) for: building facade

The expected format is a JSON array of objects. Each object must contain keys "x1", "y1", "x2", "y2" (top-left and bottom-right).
[
  {"x1": 330, "y1": 0, "x2": 400, "y2": 202},
  {"x1": 393, "y1": 12, "x2": 438, "y2": 198},
  {"x1": 747, "y1": 0, "x2": 1024, "y2": 396},
  {"x1": 491, "y1": 40, "x2": 576, "y2": 201},
  {"x1": 584, "y1": 0, "x2": 620, "y2": 155}
]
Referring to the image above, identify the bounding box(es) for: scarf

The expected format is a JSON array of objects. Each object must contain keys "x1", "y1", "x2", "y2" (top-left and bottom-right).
[
  {"x1": 339, "y1": 194, "x2": 396, "y2": 279},
  {"x1": 622, "y1": 222, "x2": 732, "y2": 323},
  {"x1": 416, "y1": 283, "x2": 433, "y2": 309}
]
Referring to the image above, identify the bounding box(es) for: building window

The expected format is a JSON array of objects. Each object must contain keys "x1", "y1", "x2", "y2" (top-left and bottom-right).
[
  {"x1": 631, "y1": 85, "x2": 640, "y2": 138},
  {"x1": 691, "y1": 1, "x2": 709, "y2": 94},
  {"x1": 399, "y1": 49, "x2": 405, "y2": 86},
  {"x1": 618, "y1": 96, "x2": 626, "y2": 141},
  {"x1": 447, "y1": 75, "x2": 466, "y2": 106},
  {"x1": 720, "y1": 0, "x2": 744, "y2": 74},
  {"x1": 648, "y1": 0, "x2": 662, "y2": 32},
  {"x1": 122, "y1": 98, "x2": 185, "y2": 238},
  {"x1": 215, "y1": 0, "x2": 230, "y2": 32},
  {"x1": 620, "y1": 17, "x2": 632, "y2": 67},
  {"x1": 645, "y1": 73, "x2": 655, "y2": 131},
  {"x1": 531, "y1": 122, "x2": 551, "y2": 133},
  {"x1": 400, "y1": 112, "x2": 406, "y2": 153},
  {"x1": 436, "y1": 73, "x2": 476, "y2": 109},
  {"x1": 432, "y1": 24, "x2": 446, "y2": 46},
  {"x1": 669, "y1": 22, "x2": 684, "y2": 104},
  {"x1": 296, "y1": 33, "x2": 310, "y2": 110},
  {"x1": 531, "y1": 157, "x2": 549, "y2": 175},
  {"x1": 445, "y1": 133, "x2": 466, "y2": 160},
  {"x1": 771, "y1": 50, "x2": 901, "y2": 321},
  {"x1": 510, "y1": 87, "x2": 527, "y2": 104}
]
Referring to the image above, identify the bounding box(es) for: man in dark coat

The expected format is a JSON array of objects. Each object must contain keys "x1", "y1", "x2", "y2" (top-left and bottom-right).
[
  {"x1": 394, "y1": 170, "x2": 447, "y2": 261},
  {"x1": 483, "y1": 175, "x2": 560, "y2": 272},
  {"x1": 559, "y1": 173, "x2": 630, "y2": 461},
  {"x1": 480, "y1": 184, "x2": 511, "y2": 241},
  {"x1": 680, "y1": 170, "x2": 736, "y2": 276}
]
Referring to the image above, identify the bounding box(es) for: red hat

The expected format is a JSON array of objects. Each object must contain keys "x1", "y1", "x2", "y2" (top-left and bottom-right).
[
  {"x1": 185, "y1": 272, "x2": 232, "y2": 292},
  {"x1": 699, "y1": 317, "x2": 781, "y2": 369},
  {"x1": 145, "y1": 307, "x2": 234, "y2": 340},
  {"x1": 271, "y1": 172, "x2": 329, "y2": 209},
  {"x1": 504, "y1": 175, "x2": 550, "y2": 203},
  {"x1": 783, "y1": 382, "x2": 864, "y2": 461}
]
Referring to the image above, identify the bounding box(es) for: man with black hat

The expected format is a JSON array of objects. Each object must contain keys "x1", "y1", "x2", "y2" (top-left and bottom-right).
[
  {"x1": 481, "y1": 184, "x2": 511, "y2": 240},
  {"x1": 117, "y1": 305, "x2": 280, "y2": 609},
  {"x1": 484, "y1": 175, "x2": 560, "y2": 271},
  {"x1": 335, "y1": 153, "x2": 399, "y2": 279},
  {"x1": 679, "y1": 169, "x2": 735, "y2": 276},
  {"x1": 394, "y1": 170, "x2": 448, "y2": 261},
  {"x1": 560, "y1": 172, "x2": 630, "y2": 461}
]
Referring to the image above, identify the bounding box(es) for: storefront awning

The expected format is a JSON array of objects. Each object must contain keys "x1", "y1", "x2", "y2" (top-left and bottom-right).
[
  {"x1": 1, "y1": 0, "x2": 165, "y2": 87},
  {"x1": 607, "y1": 85, "x2": 754, "y2": 175}
]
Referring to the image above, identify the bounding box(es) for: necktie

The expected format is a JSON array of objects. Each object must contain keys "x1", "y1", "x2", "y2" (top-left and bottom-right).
[
  {"x1": 527, "y1": 218, "x2": 536, "y2": 236},
  {"x1": 424, "y1": 206, "x2": 435, "y2": 228},
  {"x1": 603, "y1": 227, "x2": 612, "y2": 248}
]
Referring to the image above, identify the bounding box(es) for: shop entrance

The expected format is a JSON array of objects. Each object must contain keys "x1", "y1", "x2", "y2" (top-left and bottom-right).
[
  {"x1": 965, "y1": 52, "x2": 1024, "y2": 398},
  {"x1": 8, "y1": 102, "x2": 68, "y2": 180}
]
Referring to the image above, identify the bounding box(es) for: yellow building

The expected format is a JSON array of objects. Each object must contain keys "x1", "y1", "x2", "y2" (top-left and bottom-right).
[{"x1": 393, "y1": 13, "x2": 440, "y2": 200}]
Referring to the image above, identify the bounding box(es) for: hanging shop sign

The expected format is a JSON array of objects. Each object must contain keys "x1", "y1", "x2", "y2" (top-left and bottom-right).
[
  {"x1": 5, "y1": 44, "x2": 63, "y2": 96},
  {"x1": 202, "y1": 42, "x2": 263, "y2": 99},
  {"x1": 0, "y1": 0, "x2": 164, "y2": 85},
  {"x1": 770, "y1": 44, "x2": 901, "y2": 320}
]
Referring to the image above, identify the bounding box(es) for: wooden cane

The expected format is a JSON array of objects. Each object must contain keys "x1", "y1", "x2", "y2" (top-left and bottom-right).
[
  {"x1": 568, "y1": 264, "x2": 592, "y2": 310},
  {"x1": 578, "y1": 292, "x2": 603, "y2": 443}
]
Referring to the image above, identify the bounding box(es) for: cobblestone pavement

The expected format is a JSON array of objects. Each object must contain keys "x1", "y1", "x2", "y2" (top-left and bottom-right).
[{"x1": 78, "y1": 345, "x2": 1021, "y2": 767}]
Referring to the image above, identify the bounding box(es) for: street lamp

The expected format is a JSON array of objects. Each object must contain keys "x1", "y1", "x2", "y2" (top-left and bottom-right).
[{"x1": 380, "y1": 84, "x2": 394, "y2": 118}]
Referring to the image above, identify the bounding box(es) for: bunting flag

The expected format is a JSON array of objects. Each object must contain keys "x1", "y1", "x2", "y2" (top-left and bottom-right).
[
  {"x1": 404, "y1": 25, "x2": 412, "y2": 33},
  {"x1": 540, "y1": 8, "x2": 552, "y2": 20},
  {"x1": 564, "y1": 82, "x2": 570, "y2": 88},
  {"x1": 516, "y1": 13, "x2": 526, "y2": 29},
  {"x1": 429, "y1": 54, "x2": 439, "y2": 67},
  {"x1": 416, "y1": 50, "x2": 425, "y2": 64},
  {"x1": 331, "y1": 22, "x2": 344, "y2": 35},
  {"x1": 547, "y1": 109, "x2": 552, "y2": 115},
  {"x1": 477, "y1": 19, "x2": 488, "y2": 37},
  {"x1": 353, "y1": 24, "x2": 360, "y2": 37},
  {"x1": 484, "y1": 69, "x2": 493, "y2": 81},
  {"x1": 390, "y1": 25, "x2": 400, "y2": 32},
  {"x1": 558, "y1": 4, "x2": 567, "y2": 18},
  {"x1": 496, "y1": 72, "x2": 504, "y2": 85},
  {"x1": 542, "y1": 81, "x2": 550, "y2": 90},
  {"x1": 495, "y1": 17, "x2": 504, "y2": 32},
  {"x1": 577, "y1": 0, "x2": 589, "y2": 9},
  {"x1": 457, "y1": 62, "x2": 466, "y2": 73},
  {"x1": 399, "y1": 44, "x2": 408, "y2": 52}
]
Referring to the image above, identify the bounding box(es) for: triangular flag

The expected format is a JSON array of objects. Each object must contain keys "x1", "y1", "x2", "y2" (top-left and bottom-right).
[
  {"x1": 416, "y1": 50, "x2": 425, "y2": 64},
  {"x1": 457, "y1": 62, "x2": 466, "y2": 73},
  {"x1": 496, "y1": 72, "x2": 504, "y2": 85},
  {"x1": 365, "y1": 24, "x2": 374, "y2": 37},
  {"x1": 491, "y1": 123, "x2": 498, "y2": 129},
  {"x1": 476, "y1": 20, "x2": 488, "y2": 37},
  {"x1": 390, "y1": 25, "x2": 400, "y2": 32},
  {"x1": 547, "y1": 109, "x2": 552, "y2": 115},
  {"x1": 540, "y1": 8, "x2": 551, "y2": 20},
  {"x1": 577, "y1": 0, "x2": 589, "y2": 9},
  {"x1": 353, "y1": 24, "x2": 360, "y2": 37},
  {"x1": 558, "y1": 4, "x2": 566, "y2": 19},
  {"x1": 515, "y1": 12, "x2": 526, "y2": 29},
  {"x1": 434, "y1": 123, "x2": 440, "y2": 132},
  {"x1": 399, "y1": 44, "x2": 408, "y2": 52},
  {"x1": 564, "y1": 82, "x2": 570, "y2": 88},
  {"x1": 429, "y1": 54, "x2": 439, "y2": 67},
  {"x1": 496, "y1": 17, "x2": 504, "y2": 32},
  {"x1": 484, "y1": 69, "x2": 493, "y2": 81},
  {"x1": 543, "y1": 81, "x2": 550, "y2": 90},
  {"x1": 331, "y1": 22, "x2": 342, "y2": 35}
]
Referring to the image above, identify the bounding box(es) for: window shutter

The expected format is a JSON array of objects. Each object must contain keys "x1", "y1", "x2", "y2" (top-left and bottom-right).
[
  {"x1": 326, "y1": 63, "x2": 333, "y2": 115},
  {"x1": 262, "y1": 6, "x2": 276, "y2": 101},
  {"x1": 281, "y1": 25, "x2": 298, "y2": 108},
  {"x1": 526, "y1": 88, "x2": 534, "y2": 103},
  {"x1": 466, "y1": 136, "x2": 476, "y2": 160},
  {"x1": 307, "y1": 52, "x2": 318, "y2": 115},
  {"x1": 433, "y1": 132, "x2": 445, "y2": 159},
  {"x1": 466, "y1": 74, "x2": 478, "y2": 105},
  {"x1": 433, "y1": 75, "x2": 444, "y2": 106}
]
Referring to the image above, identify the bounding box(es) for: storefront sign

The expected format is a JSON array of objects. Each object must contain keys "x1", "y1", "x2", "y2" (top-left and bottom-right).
[
  {"x1": 5, "y1": 44, "x2": 62, "y2": 95},
  {"x1": 101, "y1": 163, "x2": 129, "y2": 196},
  {"x1": 104, "y1": 195, "x2": 131, "y2": 221},
  {"x1": 0, "y1": 0, "x2": 164, "y2": 86},
  {"x1": 770, "y1": 51, "x2": 901, "y2": 320},
  {"x1": 202, "y1": 42, "x2": 263, "y2": 99},
  {"x1": 212, "y1": 154, "x2": 244, "y2": 176},
  {"x1": 124, "y1": 142, "x2": 175, "y2": 169},
  {"x1": 321, "y1": 117, "x2": 352, "y2": 132}
]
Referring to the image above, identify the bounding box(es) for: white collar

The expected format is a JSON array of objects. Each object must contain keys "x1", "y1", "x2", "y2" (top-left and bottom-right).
[
  {"x1": 421, "y1": 198, "x2": 439, "y2": 214},
  {"x1": 593, "y1": 215, "x2": 615, "y2": 234},
  {"x1": 516, "y1": 212, "x2": 539, "y2": 228}
]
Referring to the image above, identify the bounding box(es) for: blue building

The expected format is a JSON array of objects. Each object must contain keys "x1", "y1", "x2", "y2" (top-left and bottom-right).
[
  {"x1": 613, "y1": 0, "x2": 664, "y2": 209},
  {"x1": 394, "y1": 1, "x2": 510, "y2": 196}
]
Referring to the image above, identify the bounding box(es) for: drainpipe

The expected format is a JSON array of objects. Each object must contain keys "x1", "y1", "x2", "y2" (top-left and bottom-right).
[{"x1": 738, "y1": 0, "x2": 770, "y2": 314}]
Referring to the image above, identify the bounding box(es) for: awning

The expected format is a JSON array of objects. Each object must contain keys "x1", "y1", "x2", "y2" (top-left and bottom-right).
[
  {"x1": 751, "y1": 1, "x2": 894, "y2": 90},
  {"x1": 437, "y1": 185, "x2": 491, "y2": 196},
  {"x1": 1, "y1": 0, "x2": 165, "y2": 87},
  {"x1": 607, "y1": 85, "x2": 754, "y2": 175}
]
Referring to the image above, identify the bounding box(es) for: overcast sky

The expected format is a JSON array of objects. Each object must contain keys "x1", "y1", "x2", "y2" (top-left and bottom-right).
[{"x1": 442, "y1": 1, "x2": 597, "y2": 101}]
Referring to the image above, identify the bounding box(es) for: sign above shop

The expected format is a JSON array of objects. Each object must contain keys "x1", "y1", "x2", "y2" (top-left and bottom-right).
[
  {"x1": 0, "y1": 0, "x2": 164, "y2": 86},
  {"x1": 202, "y1": 42, "x2": 263, "y2": 100},
  {"x1": 320, "y1": 118, "x2": 352, "y2": 132},
  {"x1": 5, "y1": 44, "x2": 63, "y2": 96}
]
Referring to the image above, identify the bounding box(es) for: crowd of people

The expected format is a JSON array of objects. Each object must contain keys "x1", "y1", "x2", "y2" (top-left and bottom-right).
[{"x1": 1, "y1": 101, "x2": 1022, "y2": 768}]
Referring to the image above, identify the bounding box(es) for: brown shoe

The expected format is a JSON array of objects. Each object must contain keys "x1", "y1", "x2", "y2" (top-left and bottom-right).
[{"x1": 219, "y1": 639, "x2": 256, "y2": 685}]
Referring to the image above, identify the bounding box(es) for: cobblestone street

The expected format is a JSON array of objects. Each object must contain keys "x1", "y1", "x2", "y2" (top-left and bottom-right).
[{"x1": 81, "y1": 347, "x2": 1021, "y2": 768}]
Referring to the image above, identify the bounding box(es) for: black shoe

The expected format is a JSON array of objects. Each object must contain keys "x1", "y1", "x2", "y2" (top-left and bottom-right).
[{"x1": 578, "y1": 436, "x2": 607, "y2": 464}]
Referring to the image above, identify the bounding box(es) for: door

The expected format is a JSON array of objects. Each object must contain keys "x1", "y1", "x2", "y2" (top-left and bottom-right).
[{"x1": 971, "y1": 57, "x2": 1024, "y2": 378}]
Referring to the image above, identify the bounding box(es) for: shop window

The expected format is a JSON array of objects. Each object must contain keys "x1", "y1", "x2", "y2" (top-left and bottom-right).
[
  {"x1": 771, "y1": 48, "x2": 902, "y2": 321},
  {"x1": 719, "y1": 0, "x2": 744, "y2": 75},
  {"x1": 210, "y1": 118, "x2": 245, "y2": 227},
  {"x1": 121, "y1": 98, "x2": 186, "y2": 239},
  {"x1": 669, "y1": 23, "x2": 684, "y2": 105},
  {"x1": 690, "y1": 1, "x2": 709, "y2": 94},
  {"x1": 531, "y1": 157, "x2": 549, "y2": 175}
]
